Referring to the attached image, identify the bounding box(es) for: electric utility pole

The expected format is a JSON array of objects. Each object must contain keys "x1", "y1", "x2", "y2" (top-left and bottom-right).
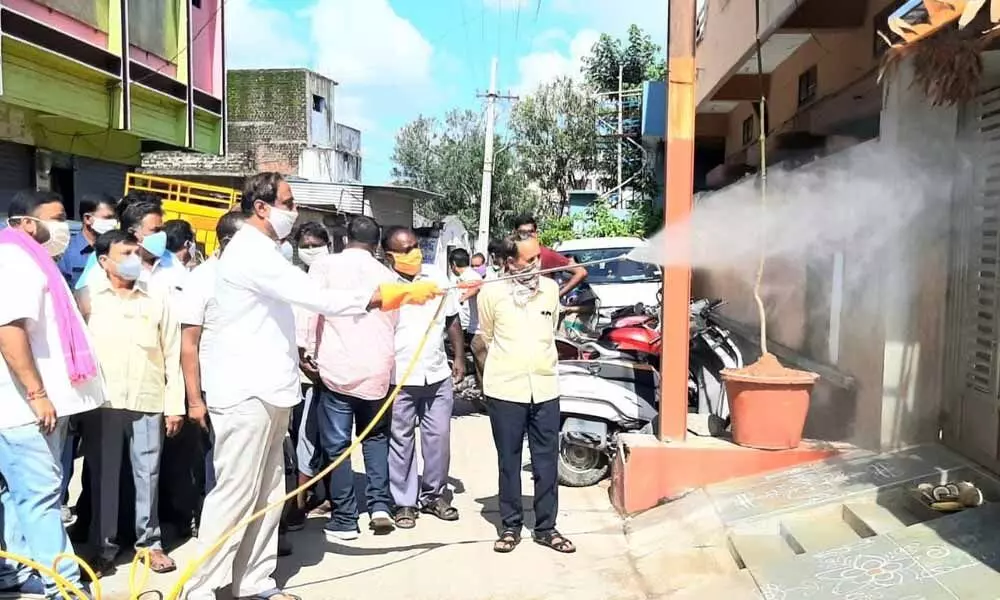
[
  {"x1": 617, "y1": 64, "x2": 624, "y2": 201},
  {"x1": 476, "y1": 57, "x2": 517, "y2": 254}
]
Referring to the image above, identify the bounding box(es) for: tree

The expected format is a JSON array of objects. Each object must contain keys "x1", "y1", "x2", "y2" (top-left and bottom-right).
[
  {"x1": 582, "y1": 25, "x2": 666, "y2": 93},
  {"x1": 581, "y1": 25, "x2": 665, "y2": 201},
  {"x1": 390, "y1": 109, "x2": 539, "y2": 234},
  {"x1": 508, "y1": 77, "x2": 599, "y2": 212}
]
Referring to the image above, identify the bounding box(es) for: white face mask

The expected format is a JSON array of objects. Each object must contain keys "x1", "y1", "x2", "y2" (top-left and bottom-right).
[
  {"x1": 298, "y1": 246, "x2": 329, "y2": 267},
  {"x1": 91, "y1": 217, "x2": 118, "y2": 235},
  {"x1": 267, "y1": 206, "x2": 298, "y2": 240},
  {"x1": 38, "y1": 220, "x2": 71, "y2": 257}
]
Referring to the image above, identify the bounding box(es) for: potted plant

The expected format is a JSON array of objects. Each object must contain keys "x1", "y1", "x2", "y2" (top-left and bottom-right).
[{"x1": 720, "y1": 15, "x2": 818, "y2": 451}]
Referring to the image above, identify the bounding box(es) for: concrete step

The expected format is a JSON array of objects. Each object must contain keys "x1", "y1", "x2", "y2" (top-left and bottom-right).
[
  {"x1": 779, "y1": 508, "x2": 861, "y2": 553},
  {"x1": 842, "y1": 500, "x2": 921, "y2": 537},
  {"x1": 727, "y1": 532, "x2": 798, "y2": 570}
]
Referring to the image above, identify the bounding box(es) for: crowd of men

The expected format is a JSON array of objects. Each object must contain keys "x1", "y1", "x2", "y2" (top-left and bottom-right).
[{"x1": 0, "y1": 172, "x2": 585, "y2": 600}]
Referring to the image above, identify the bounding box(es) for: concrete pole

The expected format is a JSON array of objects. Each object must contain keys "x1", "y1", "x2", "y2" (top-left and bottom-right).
[
  {"x1": 659, "y1": 0, "x2": 696, "y2": 442},
  {"x1": 477, "y1": 57, "x2": 498, "y2": 255}
]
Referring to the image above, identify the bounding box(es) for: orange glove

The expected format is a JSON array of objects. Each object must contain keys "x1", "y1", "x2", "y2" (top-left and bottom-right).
[{"x1": 379, "y1": 280, "x2": 443, "y2": 310}]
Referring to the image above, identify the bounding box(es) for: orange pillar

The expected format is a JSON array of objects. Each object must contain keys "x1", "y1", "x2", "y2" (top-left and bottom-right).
[{"x1": 659, "y1": 0, "x2": 696, "y2": 442}]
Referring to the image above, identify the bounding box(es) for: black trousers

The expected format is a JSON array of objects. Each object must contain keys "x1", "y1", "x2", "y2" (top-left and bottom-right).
[{"x1": 486, "y1": 397, "x2": 560, "y2": 535}]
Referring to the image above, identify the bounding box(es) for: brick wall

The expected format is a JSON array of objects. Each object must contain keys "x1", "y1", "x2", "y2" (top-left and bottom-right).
[{"x1": 227, "y1": 69, "x2": 309, "y2": 176}]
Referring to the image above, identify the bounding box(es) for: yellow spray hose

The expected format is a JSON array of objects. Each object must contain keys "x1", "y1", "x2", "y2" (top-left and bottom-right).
[{"x1": 0, "y1": 295, "x2": 449, "y2": 600}]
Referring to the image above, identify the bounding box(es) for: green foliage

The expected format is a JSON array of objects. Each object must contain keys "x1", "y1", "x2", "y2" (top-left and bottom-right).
[
  {"x1": 389, "y1": 109, "x2": 540, "y2": 233},
  {"x1": 582, "y1": 25, "x2": 665, "y2": 93},
  {"x1": 508, "y1": 77, "x2": 599, "y2": 210},
  {"x1": 581, "y1": 25, "x2": 664, "y2": 201},
  {"x1": 537, "y1": 215, "x2": 575, "y2": 247},
  {"x1": 538, "y1": 198, "x2": 662, "y2": 246},
  {"x1": 390, "y1": 23, "x2": 667, "y2": 235}
]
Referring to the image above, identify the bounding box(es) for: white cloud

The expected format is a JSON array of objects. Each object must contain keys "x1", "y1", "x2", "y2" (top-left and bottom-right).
[
  {"x1": 222, "y1": 0, "x2": 437, "y2": 180},
  {"x1": 483, "y1": 0, "x2": 530, "y2": 10},
  {"x1": 224, "y1": 0, "x2": 309, "y2": 68},
  {"x1": 514, "y1": 29, "x2": 599, "y2": 94},
  {"x1": 334, "y1": 94, "x2": 375, "y2": 133},
  {"x1": 308, "y1": 0, "x2": 433, "y2": 88}
]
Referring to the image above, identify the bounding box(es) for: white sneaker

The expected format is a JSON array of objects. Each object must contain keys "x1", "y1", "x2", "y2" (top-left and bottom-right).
[{"x1": 324, "y1": 527, "x2": 360, "y2": 541}]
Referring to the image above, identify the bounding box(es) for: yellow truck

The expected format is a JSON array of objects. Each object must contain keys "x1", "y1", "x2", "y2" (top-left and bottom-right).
[{"x1": 124, "y1": 173, "x2": 240, "y2": 256}]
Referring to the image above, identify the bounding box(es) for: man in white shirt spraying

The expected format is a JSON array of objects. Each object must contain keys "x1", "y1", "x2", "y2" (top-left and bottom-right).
[{"x1": 182, "y1": 173, "x2": 442, "y2": 600}]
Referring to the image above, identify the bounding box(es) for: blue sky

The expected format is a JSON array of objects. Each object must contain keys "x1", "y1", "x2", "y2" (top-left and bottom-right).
[{"x1": 225, "y1": 0, "x2": 667, "y2": 184}]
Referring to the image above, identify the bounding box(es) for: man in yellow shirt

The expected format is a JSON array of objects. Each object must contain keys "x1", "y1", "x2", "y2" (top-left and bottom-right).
[
  {"x1": 477, "y1": 233, "x2": 575, "y2": 556},
  {"x1": 81, "y1": 229, "x2": 185, "y2": 575}
]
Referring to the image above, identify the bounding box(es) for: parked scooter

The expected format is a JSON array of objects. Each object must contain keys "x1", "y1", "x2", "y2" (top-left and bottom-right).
[
  {"x1": 557, "y1": 358, "x2": 659, "y2": 486},
  {"x1": 555, "y1": 298, "x2": 743, "y2": 487}
]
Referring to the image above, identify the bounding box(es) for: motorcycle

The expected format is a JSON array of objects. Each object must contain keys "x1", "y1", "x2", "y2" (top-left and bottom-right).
[{"x1": 555, "y1": 298, "x2": 743, "y2": 487}]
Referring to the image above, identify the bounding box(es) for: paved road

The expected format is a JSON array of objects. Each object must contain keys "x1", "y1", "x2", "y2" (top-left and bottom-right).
[{"x1": 89, "y1": 406, "x2": 646, "y2": 600}]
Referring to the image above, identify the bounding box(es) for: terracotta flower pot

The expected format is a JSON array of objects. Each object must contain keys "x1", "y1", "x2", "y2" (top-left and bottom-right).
[{"x1": 722, "y1": 353, "x2": 819, "y2": 450}]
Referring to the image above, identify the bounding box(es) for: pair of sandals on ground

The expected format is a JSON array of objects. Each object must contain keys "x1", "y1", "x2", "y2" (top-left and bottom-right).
[{"x1": 394, "y1": 497, "x2": 575, "y2": 555}]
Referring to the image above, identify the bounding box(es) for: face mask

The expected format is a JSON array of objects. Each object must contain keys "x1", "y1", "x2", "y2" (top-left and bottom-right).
[
  {"x1": 107, "y1": 253, "x2": 142, "y2": 281},
  {"x1": 298, "y1": 246, "x2": 329, "y2": 267},
  {"x1": 40, "y1": 220, "x2": 71, "y2": 258},
  {"x1": 473, "y1": 266, "x2": 487, "y2": 277},
  {"x1": 91, "y1": 218, "x2": 118, "y2": 235},
  {"x1": 268, "y1": 206, "x2": 298, "y2": 240},
  {"x1": 140, "y1": 231, "x2": 167, "y2": 258},
  {"x1": 389, "y1": 248, "x2": 423, "y2": 277},
  {"x1": 509, "y1": 261, "x2": 541, "y2": 288},
  {"x1": 280, "y1": 241, "x2": 294, "y2": 262}
]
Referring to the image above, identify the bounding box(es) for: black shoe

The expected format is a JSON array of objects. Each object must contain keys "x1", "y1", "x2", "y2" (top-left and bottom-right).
[
  {"x1": 278, "y1": 533, "x2": 293, "y2": 557},
  {"x1": 284, "y1": 508, "x2": 307, "y2": 532}
]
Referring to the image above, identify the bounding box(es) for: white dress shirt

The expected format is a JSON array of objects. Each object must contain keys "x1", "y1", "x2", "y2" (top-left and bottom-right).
[
  {"x1": 210, "y1": 226, "x2": 376, "y2": 409},
  {"x1": 0, "y1": 245, "x2": 106, "y2": 429},
  {"x1": 176, "y1": 257, "x2": 223, "y2": 399},
  {"x1": 392, "y1": 265, "x2": 459, "y2": 387}
]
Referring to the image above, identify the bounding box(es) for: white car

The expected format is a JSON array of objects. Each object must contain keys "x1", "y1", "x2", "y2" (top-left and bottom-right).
[{"x1": 553, "y1": 237, "x2": 662, "y2": 319}]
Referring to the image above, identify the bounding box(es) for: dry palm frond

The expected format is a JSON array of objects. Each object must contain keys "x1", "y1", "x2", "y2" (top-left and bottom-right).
[
  {"x1": 879, "y1": 26, "x2": 1000, "y2": 106},
  {"x1": 880, "y1": 28, "x2": 983, "y2": 106}
]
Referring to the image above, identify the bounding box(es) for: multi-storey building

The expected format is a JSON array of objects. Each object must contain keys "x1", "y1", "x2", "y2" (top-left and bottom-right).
[
  {"x1": 644, "y1": 0, "x2": 1000, "y2": 473},
  {"x1": 0, "y1": 0, "x2": 226, "y2": 215},
  {"x1": 142, "y1": 68, "x2": 363, "y2": 187}
]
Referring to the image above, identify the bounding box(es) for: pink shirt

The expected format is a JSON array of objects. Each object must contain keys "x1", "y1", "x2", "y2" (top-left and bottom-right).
[{"x1": 304, "y1": 248, "x2": 398, "y2": 400}]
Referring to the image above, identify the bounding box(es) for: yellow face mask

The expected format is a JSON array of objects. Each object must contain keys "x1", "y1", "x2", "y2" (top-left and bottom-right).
[{"x1": 390, "y1": 248, "x2": 423, "y2": 277}]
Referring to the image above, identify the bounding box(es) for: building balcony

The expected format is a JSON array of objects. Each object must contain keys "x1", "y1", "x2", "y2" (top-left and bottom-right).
[
  {"x1": 696, "y1": 0, "x2": 875, "y2": 110},
  {"x1": 0, "y1": 0, "x2": 225, "y2": 164}
]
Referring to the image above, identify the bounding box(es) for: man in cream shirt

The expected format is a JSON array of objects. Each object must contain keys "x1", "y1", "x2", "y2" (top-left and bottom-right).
[
  {"x1": 183, "y1": 173, "x2": 441, "y2": 600},
  {"x1": 477, "y1": 233, "x2": 576, "y2": 556},
  {"x1": 82, "y1": 229, "x2": 184, "y2": 576}
]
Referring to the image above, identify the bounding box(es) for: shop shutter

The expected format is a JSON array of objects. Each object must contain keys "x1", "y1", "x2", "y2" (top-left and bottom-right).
[{"x1": 0, "y1": 142, "x2": 34, "y2": 216}]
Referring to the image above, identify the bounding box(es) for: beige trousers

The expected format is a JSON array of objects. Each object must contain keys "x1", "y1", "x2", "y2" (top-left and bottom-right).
[{"x1": 182, "y1": 398, "x2": 290, "y2": 600}]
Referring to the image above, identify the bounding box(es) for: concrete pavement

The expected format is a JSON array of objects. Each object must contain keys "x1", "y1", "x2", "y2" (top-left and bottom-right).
[{"x1": 89, "y1": 410, "x2": 648, "y2": 600}]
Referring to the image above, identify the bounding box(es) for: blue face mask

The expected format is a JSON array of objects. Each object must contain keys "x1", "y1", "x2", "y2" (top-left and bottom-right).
[
  {"x1": 113, "y1": 253, "x2": 143, "y2": 281},
  {"x1": 140, "y1": 231, "x2": 167, "y2": 258}
]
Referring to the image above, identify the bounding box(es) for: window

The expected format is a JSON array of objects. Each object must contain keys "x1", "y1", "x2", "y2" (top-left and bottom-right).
[
  {"x1": 312, "y1": 94, "x2": 326, "y2": 113},
  {"x1": 741, "y1": 115, "x2": 754, "y2": 146},
  {"x1": 192, "y1": 0, "x2": 201, "y2": 7},
  {"x1": 797, "y1": 65, "x2": 818, "y2": 107}
]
